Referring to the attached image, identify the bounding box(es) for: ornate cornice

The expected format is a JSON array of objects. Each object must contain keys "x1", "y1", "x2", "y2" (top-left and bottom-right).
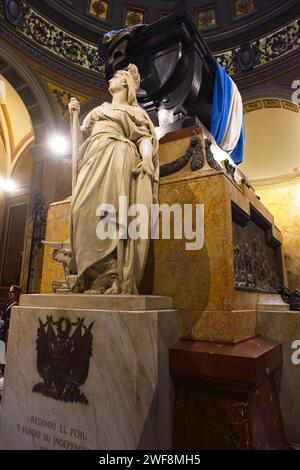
[
  {"x1": 0, "y1": 2, "x2": 105, "y2": 88},
  {"x1": 215, "y1": 17, "x2": 300, "y2": 76},
  {"x1": 234, "y1": 50, "x2": 300, "y2": 90},
  {"x1": 244, "y1": 98, "x2": 300, "y2": 114},
  {"x1": 20, "y1": 8, "x2": 103, "y2": 74},
  {"x1": 251, "y1": 171, "x2": 300, "y2": 188}
]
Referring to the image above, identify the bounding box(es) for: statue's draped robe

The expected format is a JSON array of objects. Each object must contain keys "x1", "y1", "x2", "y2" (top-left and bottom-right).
[{"x1": 71, "y1": 102, "x2": 159, "y2": 293}]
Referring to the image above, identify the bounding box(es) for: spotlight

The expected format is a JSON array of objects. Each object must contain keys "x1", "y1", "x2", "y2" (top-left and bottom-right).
[
  {"x1": 0, "y1": 177, "x2": 18, "y2": 193},
  {"x1": 0, "y1": 80, "x2": 6, "y2": 105},
  {"x1": 48, "y1": 134, "x2": 69, "y2": 155}
]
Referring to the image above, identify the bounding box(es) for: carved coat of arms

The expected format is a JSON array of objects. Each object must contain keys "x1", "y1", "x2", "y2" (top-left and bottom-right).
[{"x1": 33, "y1": 316, "x2": 94, "y2": 405}]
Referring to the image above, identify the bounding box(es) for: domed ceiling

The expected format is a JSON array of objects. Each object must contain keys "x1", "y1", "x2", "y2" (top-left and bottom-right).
[
  {"x1": 24, "y1": 0, "x2": 300, "y2": 51},
  {"x1": 1, "y1": 0, "x2": 300, "y2": 97}
]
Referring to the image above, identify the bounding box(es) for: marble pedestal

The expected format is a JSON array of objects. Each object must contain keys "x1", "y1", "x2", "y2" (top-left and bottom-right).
[
  {"x1": 170, "y1": 337, "x2": 289, "y2": 450},
  {"x1": 257, "y1": 305, "x2": 300, "y2": 447},
  {"x1": 36, "y1": 126, "x2": 289, "y2": 448},
  {"x1": 0, "y1": 294, "x2": 179, "y2": 450}
]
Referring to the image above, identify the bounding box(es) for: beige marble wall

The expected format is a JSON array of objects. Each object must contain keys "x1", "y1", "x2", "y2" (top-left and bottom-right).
[
  {"x1": 40, "y1": 199, "x2": 71, "y2": 293},
  {"x1": 257, "y1": 178, "x2": 300, "y2": 290},
  {"x1": 142, "y1": 168, "x2": 281, "y2": 341}
]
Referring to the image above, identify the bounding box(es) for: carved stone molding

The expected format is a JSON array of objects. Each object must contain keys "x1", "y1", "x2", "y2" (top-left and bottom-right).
[
  {"x1": 244, "y1": 98, "x2": 300, "y2": 114},
  {"x1": 216, "y1": 17, "x2": 300, "y2": 76},
  {"x1": 19, "y1": 7, "x2": 104, "y2": 73},
  {"x1": 3, "y1": 0, "x2": 26, "y2": 27},
  {"x1": 33, "y1": 316, "x2": 94, "y2": 405},
  {"x1": 159, "y1": 137, "x2": 221, "y2": 178},
  {"x1": 0, "y1": 3, "x2": 299, "y2": 90},
  {"x1": 250, "y1": 171, "x2": 300, "y2": 188},
  {"x1": 0, "y1": 3, "x2": 105, "y2": 88}
]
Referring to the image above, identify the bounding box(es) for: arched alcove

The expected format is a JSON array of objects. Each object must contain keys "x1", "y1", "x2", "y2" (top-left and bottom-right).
[
  {"x1": 0, "y1": 75, "x2": 34, "y2": 294},
  {"x1": 240, "y1": 99, "x2": 300, "y2": 289},
  {"x1": 240, "y1": 100, "x2": 300, "y2": 181},
  {"x1": 0, "y1": 47, "x2": 55, "y2": 143}
]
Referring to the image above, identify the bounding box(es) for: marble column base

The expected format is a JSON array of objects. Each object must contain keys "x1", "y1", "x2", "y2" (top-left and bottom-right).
[
  {"x1": 0, "y1": 294, "x2": 179, "y2": 450},
  {"x1": 170, "y1": 337, "x2": 289, "y2": 450},
  {"x1": 257, "y1": 308, "x2": 300, "y2": 447}
]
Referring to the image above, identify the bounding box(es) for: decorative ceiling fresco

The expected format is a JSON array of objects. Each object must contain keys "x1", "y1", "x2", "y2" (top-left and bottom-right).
[
  {"x1": 124, "y1": 5, "x2": 146, "y2": 27},
  {"x1": 0, "y1": 0, "x2": 299, "y2": 94},
  {"x1": 233, "y1": 0, "x2": 256, "y2": 18},
  {"x1": 45, "y1": 81, "x2": 90, "y2": 117},
  {"x1": 88, "y1": 0, "x2": 110, "y2": 21},
  {"x1": 21, "y1": 0, "x2": 300, "y2": 45}
]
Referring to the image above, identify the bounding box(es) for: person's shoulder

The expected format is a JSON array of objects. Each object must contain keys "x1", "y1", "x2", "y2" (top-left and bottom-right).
[
  {"x1": 0, "y1": 302, "x2": 10, "y2": 315},
  {"x1": 1, "y1": 302, "x2": 10, "y2": 309}
]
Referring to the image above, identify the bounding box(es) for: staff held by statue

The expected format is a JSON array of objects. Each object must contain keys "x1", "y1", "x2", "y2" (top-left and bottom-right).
[{"x1": 69, "y1": 97, "x2": 81, "y2": 193}]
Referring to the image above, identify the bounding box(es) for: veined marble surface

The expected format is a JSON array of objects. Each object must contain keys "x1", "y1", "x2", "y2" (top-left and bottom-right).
[
  {"x1": 0, "y1": 298, "x2": 179, "y2": 450},
  {"x1": 257, "y1": 308, "x2": 300, "y2": 446},
  {"x1": 19, "y1": 294, "x2": 173, "y2": 310}
]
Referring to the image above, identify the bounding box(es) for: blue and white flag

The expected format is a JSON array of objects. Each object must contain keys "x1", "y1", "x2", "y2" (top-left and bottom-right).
[{"x1": 210, "y1": 62, "x2": 244, "y2": 165}]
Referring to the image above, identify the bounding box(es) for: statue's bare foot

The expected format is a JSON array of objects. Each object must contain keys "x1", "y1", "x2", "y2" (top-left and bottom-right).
[{"x1": 104, "y1": 278, "x2": 121, "y2": 295}]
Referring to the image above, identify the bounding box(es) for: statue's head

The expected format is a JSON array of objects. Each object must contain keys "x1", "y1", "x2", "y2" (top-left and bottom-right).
[{"x1": 108, "y1": 63, "x2": 140, "y2": 105}]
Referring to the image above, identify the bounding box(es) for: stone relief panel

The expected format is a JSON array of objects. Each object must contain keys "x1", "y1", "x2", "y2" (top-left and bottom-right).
[
  {"x1": 232, "y1": 205, "x2": 283, "y2": 293},
  {"x1": 33, "y1": 316, "x2": 94, "y2": 405}
]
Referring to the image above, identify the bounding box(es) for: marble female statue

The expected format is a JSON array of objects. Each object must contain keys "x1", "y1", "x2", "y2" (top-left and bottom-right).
[{"x1": 68, "y1": 64, "x2": 159, "y2": 295}]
